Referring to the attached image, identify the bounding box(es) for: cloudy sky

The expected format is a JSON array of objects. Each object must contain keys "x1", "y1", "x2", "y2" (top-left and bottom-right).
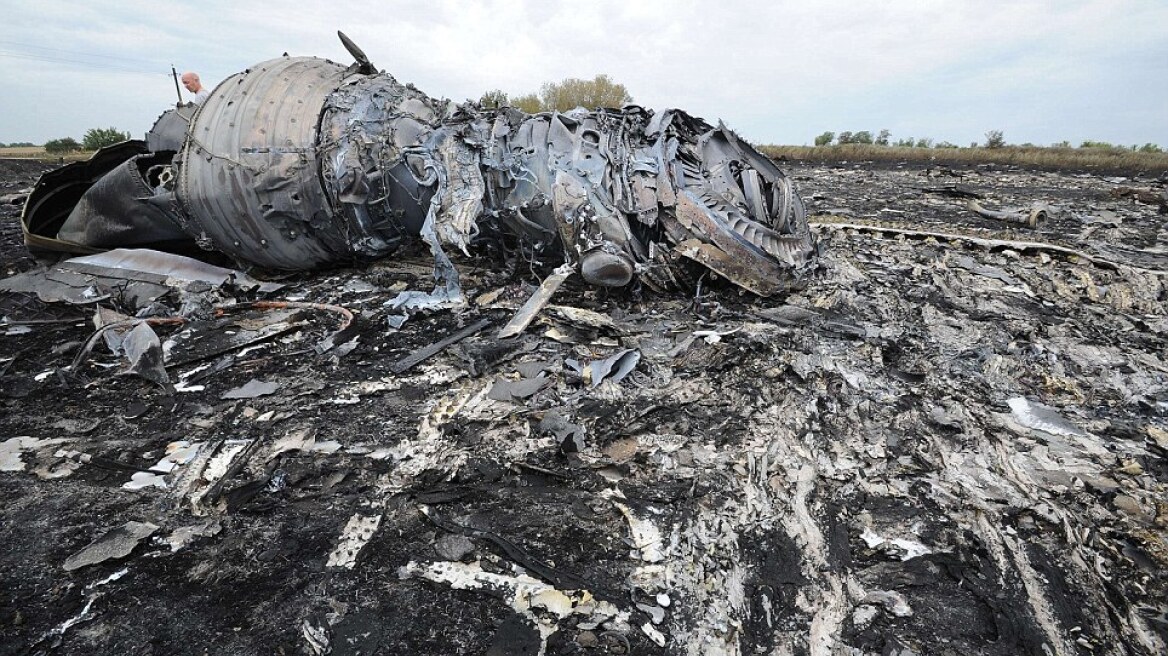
[{"x1": 2, "y1": 0, "x2": 1165, "y2": 148}]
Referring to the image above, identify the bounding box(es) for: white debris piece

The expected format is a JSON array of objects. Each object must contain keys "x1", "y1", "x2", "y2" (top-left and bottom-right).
[
  {"x1": 41, "y1": 568, "x2": 128, "y2": 643},
  {"x1": 312, "y1": 440, "x2": 343, "y2": 454},
  {"x1": 861, "y1": 590, "x2": 913, "y2": 617},
  {"x1": 221, "y1": 378, "x2": 279, "y2": 399},
  {"x1": 302, "y1": 617, "x2": 330, "y2": 656},
  {"x1": 693, "y1": 328, "x2": 739, "y2": 344},
  {"x1": 165, "y1": 521, "x2": 222, "y2": 552},
  {"x1": 1, "y1": 437, "x2": 69, "y2": 472},
  {"x1": 1007, "y1": 397, "x2": 1087, "y2": 437},
  {"x1": 186, "y1": 439, "x2": 252, "y2": 509},
  {"x1": 637, "y1": 602, "x2": 666, "y2": 624},
  {"x1": 641, "y1": 622, "x2": 667, "y2": 647},
  {"x1": 399, "y1": 559, "x2": 629, "y2": 654},
  {"x1": 123, "y1": 441, "x2": 203, "y2": 490},
  {"x1": 860, "y1": 528, "x2": 933, "y2": 561},
  {"x1": 326, "y1": 513, "x2": 383, "y2": 569},
  {"x1": 604, "y1": 491, "x2": 665, "y2": 563}
]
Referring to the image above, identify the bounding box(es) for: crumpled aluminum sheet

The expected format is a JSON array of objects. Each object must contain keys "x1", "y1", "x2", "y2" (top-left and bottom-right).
[{"x1": 25, "y1": 44, "x2": 817, "y2": 299}]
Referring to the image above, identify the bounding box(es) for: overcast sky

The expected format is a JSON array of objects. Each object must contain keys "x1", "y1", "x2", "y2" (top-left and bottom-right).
[{"x1": 2, "y1": 0, "x2": 1165, "y2": 148}]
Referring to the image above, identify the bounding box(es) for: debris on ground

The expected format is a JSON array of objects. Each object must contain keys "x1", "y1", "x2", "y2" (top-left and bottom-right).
[
  {"x1": 966, "y1": 198, "x2": 1050, "y2": 227},
  {"x1": 3, "y1": 128, "x2": 1167, "y2": 656},
  {"x1": 61, "y1": 521, "x2": 158, "y2": 572},
  {"x1": 20, "y1": 34, "x2": 817, "y2": 308}
]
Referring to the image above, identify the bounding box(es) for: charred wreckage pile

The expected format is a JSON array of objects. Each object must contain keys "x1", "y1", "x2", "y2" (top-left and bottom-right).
[{"x1": 2, "y1": 35, "x2": 1168, "y2": 656}]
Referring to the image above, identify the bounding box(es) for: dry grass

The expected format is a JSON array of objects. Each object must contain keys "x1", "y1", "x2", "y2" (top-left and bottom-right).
[
  {"x1": 759, "y1": 144, "x2": 1168, "y2": 174},
  {"x1": 0, "y1": 146, "x2": 47, "y2": 158},
  {"x1": 0, "y1": 146, "x2": 92, "y2": 161}
]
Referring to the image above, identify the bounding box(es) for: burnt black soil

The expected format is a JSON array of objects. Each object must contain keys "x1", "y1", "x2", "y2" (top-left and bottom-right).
[
  {"x1": 0, "y1": 159, "x2": 53, "y2": 276},
  {"x1": 1, "y1": 160, "x2": 1166, "y2": 655}
]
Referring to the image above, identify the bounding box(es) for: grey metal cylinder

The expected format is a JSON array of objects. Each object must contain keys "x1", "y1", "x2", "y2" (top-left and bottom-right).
[{"x1": 177, "y1": 56, "x2": 352, "y2": 270}]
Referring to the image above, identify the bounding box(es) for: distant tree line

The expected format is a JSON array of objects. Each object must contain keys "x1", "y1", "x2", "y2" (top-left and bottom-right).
[
  {"x1": 480, "y1": 75, "x2": 633, "y2": 113},
  {"x1": 812, "y1": 129, "x2": 1161, "y2": 153},
  {"x1": 44, "y1": 137, "x2": 82, "y2": 154},
  {"x1": 38, "y1": 127, "x2": 132, "y2": 154},
  {"x1": 0, "y1": 141, "x2": 37, "y2": 148}
]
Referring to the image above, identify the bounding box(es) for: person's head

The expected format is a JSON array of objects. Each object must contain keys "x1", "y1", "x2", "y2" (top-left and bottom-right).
[{"x1": 181, "y1": 72, "x2": 203, "y2": 93}]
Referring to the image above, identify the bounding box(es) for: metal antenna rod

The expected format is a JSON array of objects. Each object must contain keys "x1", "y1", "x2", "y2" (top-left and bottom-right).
[{"x1": 170, "y1": 65, "x2": 183, "y2": 105}]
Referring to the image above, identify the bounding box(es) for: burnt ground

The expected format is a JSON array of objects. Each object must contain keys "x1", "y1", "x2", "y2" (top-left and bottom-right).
[
  {"x1": 1, "y1": 158, "x2": 1166, "y2": 656},
  {"x1": 0, "y1": 159, "x2": 52, "y2": 277}
]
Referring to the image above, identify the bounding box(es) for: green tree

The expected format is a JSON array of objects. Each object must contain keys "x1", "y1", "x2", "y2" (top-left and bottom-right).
[
  {"x1": 538, "y1": 74, "x2": 632, "y2": 112},
  {"x1": 837, "y1": 131, "x2": 854, "y2": 145},
  {"x1": 44, "y1": 137, "x2": 81, "y2": 154},
  {"x1": 853, "y1": 131, "x2": 873, "y2": 145},
  {"x1": 510, "y1": 93, "x2": 542, "y2": 114},
  {"x1": 874, "y1": 129, "x2": 891, "y2": 146},
  {"x1": 894, "y1": 137, "x2": 914, "y2": 147},
  {"x1": 1138, "y1": 143, "x2": 1163, "y2": 153},
  {"x1": 82, "y1": 127, "x2": 130, "y2": 150},
  {"x1": 914, "y1": 137, "x2": 933, "y2": 148},
  {"x1": 479, "y1": 89, "x2": 509, "y2": 108},
  {"x1": 813, "y1": 131, "x2": 835, "y2": 146},
  {"x1": 984, "y1": 130, "x2": 1006, "y2": 149}
]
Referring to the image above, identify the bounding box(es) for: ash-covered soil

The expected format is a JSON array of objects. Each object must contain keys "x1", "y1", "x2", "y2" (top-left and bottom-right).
[
  {"x1": 0, "y1": 159, "x2": 52, "y2": 276},
  {"x1": 1, "y1": 159, "x2": 1166, "y2": 656}
]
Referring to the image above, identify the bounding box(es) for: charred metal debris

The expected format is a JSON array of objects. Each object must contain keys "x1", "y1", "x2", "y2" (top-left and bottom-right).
[
  {"x1": 21, "y1": 34, "x2": 816, "y2": 308},
  {"x1": 4, "y1": 35, "x2": 1168, "y2": 656}
]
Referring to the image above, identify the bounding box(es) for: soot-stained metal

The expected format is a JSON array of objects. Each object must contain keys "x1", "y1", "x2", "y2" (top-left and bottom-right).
[{"x1": 22, "y1": 33, "x2": 817, "y2": 298}]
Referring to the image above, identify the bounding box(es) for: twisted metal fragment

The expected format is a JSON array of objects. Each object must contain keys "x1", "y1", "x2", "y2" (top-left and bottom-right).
[{"x1": 25, "y1": 34, "x2": 817, "y2": 299}]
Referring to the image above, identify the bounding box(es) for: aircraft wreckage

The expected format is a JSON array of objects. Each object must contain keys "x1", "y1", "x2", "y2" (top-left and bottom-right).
[
  {"x1": 21, "y1": 34, "x2": 817, "y2": 307},
  {"x1": 4, "y1": 41, "x2": 1168, "y2": 654}
]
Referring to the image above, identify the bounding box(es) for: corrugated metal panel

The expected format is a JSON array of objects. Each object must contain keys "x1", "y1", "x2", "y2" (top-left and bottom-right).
[{"x1": 177, "y1": 56, "x2": 347, "y2": 270}]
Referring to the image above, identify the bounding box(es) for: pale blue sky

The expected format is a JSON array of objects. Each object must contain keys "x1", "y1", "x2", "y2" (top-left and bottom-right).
[{"x1": 2, "y1": 0, "x2": 1165, "y2": 148}]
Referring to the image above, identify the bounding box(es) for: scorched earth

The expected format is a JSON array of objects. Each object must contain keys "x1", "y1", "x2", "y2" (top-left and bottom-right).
[{"x1": 1, "y1": 157, "x2": 1167, "y2": 655}]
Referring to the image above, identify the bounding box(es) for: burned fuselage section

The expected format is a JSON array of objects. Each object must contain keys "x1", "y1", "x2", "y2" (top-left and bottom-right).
[{"x1": 24, "y1": 49, "x2": 816, "y2": 296}]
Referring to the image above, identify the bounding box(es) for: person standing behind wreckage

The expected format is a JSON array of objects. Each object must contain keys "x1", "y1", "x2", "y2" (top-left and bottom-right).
[{"x1": 180, "y1": 71, "x2": 210, "y2": 105}]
